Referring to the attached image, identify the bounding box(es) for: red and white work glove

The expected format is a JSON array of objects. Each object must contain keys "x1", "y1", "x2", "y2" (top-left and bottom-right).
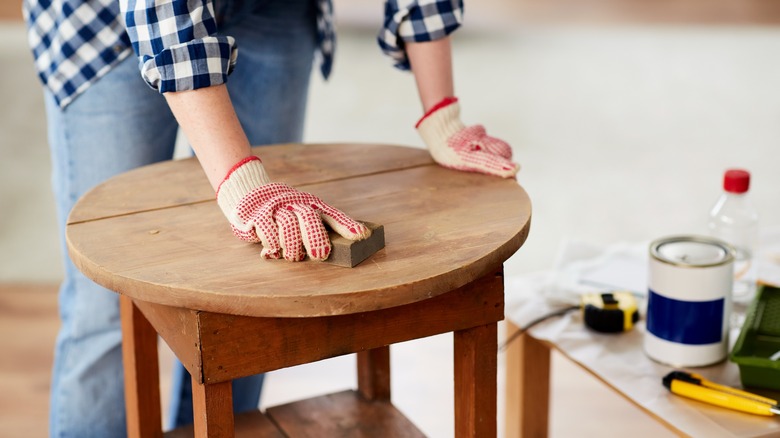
[
  {"x1": 416, "y1": 97, "x2": 519, "y2": 178},
  {"x1": 216, "y1": 156, "x2": 371, "y2": 262}
]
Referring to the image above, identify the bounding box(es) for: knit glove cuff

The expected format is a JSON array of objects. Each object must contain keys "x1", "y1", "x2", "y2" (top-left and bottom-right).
[
  {"x1": 216, "y1": 156, "x2": 271, "y2": 222},
  {"x1": 416, "y1": 97, "x2": 466, "y2": 147}
]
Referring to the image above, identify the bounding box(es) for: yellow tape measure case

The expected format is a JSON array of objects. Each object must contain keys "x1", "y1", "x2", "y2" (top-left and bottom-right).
[{"x1": 581, "y1": 291, "x2": 639, "y2": 333}]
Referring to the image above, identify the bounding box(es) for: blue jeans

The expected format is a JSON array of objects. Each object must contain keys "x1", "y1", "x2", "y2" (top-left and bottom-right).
[{"x1": 45, "y1": 1, "x2": 316, "y2": 436}]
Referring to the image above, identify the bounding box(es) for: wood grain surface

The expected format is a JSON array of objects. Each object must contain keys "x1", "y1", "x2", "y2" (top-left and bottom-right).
[
  {"x1": 66, "y1": 144, "x2": 531, "y2": 317},
  {"x1": 132, "y1": 271, "x2": 503, "y2": 384},
  {"x1": 164, "y1": 410, "x2": 283, "y2": 438},
  {"x1": 265, "y1": 390, "x2": 425, "y2": 437},
  {"x1": 121, "y1": 296, "x2": 163, "y2": 438}
]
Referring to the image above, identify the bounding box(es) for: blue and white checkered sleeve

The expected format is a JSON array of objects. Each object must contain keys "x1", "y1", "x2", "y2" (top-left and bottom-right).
[
  {"x1": 378, "y1": 0, "x2": 463, "y2": 71},
  {"x1": 119, "y1": 0, "x2": 237, "y2": 93}
]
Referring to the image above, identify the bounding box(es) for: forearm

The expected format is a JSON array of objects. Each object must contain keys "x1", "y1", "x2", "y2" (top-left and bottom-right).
[
  {"x1": 164, "y1": 85, "x2": 252, "y2": 190},
  {"x1": 406, "y1": 37, "x2": 455, "y2": 113},
  {"x1": 121, "y1": 0, "x2": 245, "y2": 189},
  {"x1": 166, "y1": 84, "x2": 370, "y2": 262}
]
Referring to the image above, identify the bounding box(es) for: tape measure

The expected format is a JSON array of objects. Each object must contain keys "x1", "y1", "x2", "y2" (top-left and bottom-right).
[{"x1": 581, "y1": 291, "x2": 639, "y2": 333}]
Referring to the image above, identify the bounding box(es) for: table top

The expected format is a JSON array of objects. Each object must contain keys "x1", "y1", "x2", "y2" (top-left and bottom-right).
[{"x1": 66, "y1": 143, "x2": 531, "y2": 318}]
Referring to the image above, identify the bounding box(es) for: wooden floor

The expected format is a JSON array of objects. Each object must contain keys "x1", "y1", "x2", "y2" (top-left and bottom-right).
[
  {"x1": 0, "y1": 284, "x2": 58, "y2": 437},
  {"x1": 0, "y1": 284, "x2": 179, "y2": 437}
]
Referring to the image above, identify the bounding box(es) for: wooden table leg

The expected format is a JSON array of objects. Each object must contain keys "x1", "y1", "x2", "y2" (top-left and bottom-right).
[
  {"x1": 191, "y1": 377, "x2": 235, "y2": 438},
  {"x1": 454, "y1": 323, "x2": 498, "y2": 437},
  {"x1": 357, "y1": 346, "x2": 391, "y2": 401},
  {"x1": 505, "y1": 321, "x2": 551, "y2": 438},
  {"x1": 120, "y1": 295, "x2": 163, "y2": 438}
]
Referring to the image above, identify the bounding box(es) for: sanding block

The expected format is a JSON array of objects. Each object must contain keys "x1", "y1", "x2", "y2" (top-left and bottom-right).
[{"x1": 324, "y1": 221, "x2": 385, "y2": 268}]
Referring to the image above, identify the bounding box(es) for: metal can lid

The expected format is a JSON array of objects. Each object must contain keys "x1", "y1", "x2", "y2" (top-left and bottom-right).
[{"x1": 650, "y1": 235, "x2": 734, "y2": 267}]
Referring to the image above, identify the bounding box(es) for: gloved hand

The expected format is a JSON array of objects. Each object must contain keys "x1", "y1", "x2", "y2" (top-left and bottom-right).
[
  {"x1": 416, "y1": 97, "x2": 519, "y2": 178},
  {"x1": 216, "y1": 156, "x2": 371, "y2": 262}
]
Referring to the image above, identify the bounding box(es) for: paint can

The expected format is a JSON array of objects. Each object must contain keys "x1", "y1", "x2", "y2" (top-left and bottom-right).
[{"x1": 645, "y1": 235, "x2": 734, "y2": 367}]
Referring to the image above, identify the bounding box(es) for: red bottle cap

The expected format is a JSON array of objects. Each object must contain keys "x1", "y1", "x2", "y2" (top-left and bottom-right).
[{"x1": 723, "y1": 169, "x2": 750, "y2": 194}]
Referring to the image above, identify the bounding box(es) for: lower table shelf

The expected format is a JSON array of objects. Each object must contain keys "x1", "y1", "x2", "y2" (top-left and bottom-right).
[{"x1": 164, "y1": 390, "x2": 424, "y2": 437}]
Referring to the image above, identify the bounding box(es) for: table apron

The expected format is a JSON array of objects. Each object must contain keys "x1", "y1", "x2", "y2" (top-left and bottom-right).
[{"x1": 134, "y1": 271, "x2": 505, "y2": 384}]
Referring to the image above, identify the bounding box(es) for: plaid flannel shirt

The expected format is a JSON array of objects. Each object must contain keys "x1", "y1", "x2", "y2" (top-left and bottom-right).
[
  {"x1": 24, "y1": 0, "x2": 463, "y2": 109},
  {"x1": 379, "y1": 0, "x2": 463, "y2": 70}
]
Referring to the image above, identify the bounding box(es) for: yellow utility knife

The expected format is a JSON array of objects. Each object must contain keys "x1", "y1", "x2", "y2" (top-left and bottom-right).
[{"x1": 663, "y1": 371, "x2": 780, "y2": 416}]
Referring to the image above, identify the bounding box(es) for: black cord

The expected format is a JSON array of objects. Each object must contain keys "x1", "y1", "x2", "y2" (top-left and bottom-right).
[{"x1": 498, "y1": 305, "x2": 580, "y2": 352}]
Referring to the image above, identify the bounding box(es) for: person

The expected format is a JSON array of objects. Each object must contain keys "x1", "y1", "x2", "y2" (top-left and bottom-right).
[{"x1": 23, "y1": 0, "x2": 519, "y2": 436}]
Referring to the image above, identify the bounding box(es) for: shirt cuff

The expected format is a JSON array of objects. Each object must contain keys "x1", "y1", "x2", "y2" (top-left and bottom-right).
[
  {"x1": 378, "y1": 0, "x2": 463, "y2": 71},
  {"x1": 140, "y1": 35, "x2": 237, "y2": 93}
]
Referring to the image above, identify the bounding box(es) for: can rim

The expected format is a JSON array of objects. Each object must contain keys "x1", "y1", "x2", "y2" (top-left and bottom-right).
[{"x1": 649, "y1": 235, "x2": 735, "y2": 268}]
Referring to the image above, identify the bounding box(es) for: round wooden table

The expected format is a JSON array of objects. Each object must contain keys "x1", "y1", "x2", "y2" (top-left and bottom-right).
[{"x1": 67, "y1": 143, "x2": 532, "y2": 437}]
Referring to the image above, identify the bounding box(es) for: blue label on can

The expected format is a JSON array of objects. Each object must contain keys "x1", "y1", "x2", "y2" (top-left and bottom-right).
[{"x1": 646, "y1": 289, "x2": 724, "y2": 345}]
